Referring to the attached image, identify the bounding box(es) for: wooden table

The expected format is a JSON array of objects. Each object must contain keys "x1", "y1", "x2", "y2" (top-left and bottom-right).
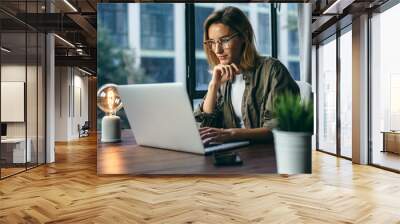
[{"x1": 97, "y1": 130, "x2": 277, "y2": 175}]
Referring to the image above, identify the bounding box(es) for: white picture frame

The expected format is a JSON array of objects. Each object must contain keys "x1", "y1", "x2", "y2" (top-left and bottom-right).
[{"x1": 1, "y1": 81, "x2": 25, "y2": 122}]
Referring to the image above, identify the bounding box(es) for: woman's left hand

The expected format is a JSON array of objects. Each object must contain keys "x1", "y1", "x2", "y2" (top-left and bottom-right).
[{"x1": 199, "y1": 127, "x2": 235, "y2": 145}]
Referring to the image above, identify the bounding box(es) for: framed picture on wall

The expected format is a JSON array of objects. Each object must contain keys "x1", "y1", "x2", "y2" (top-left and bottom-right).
[{"x1": 1, "y1": 81, "x2": 25, "y2": 122}]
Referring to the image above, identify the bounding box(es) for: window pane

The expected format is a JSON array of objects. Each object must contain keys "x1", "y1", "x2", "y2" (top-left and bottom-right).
[
  {"x1": 0, "y1": 2, "x2": 46, "y2": 178},
  {"x1": 195, "y1": 7, "x2": 214, "y2": 50},
  {"x1": 288, "y1": 61, "x2": 300, "y2": 81},
  {"x1": 371, "y1": 4, "x2": 400, "y2": 171},
  {"x1": 141, "y1": 57, "x2": 174, "y2": 83},
  {"x1": 278, "y1": 4, "x2": 300, "y2": 81},
  {"x1": 193, "y1": 99, "x2": 203, "y2": 111},
  {"x1": 258, "y1": 12, "x2": 271, "y2": 55},
  {"x1": 339, "y1": 28, "x2": 352, "y2": 158},
  {"x1": 317, "y1": 36, "x2": 337, "y2": 154},
  {"x1": 194, "y1": 3, "x2": 271, "y2": 91},
  {"x1": 195, "y1": 59, "x2": 210, "y2": 90},
  {"x1": 98, "y1": 3, "x2": 185, "y2": 129},
  {"x1": 1, "y1": 31, "x2": 28, "y2": 177},
  {"x1": 98, "y1": 4, "x2": 129, "y2": 48},
  {"x1": 141, "y1": 4, "x2": 174, "y2": 50}
]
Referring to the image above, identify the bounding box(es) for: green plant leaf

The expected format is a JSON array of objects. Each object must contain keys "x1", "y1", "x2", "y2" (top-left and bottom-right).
[{"x1": 273, "y1": 91, "x2": 313, "y2": 132}]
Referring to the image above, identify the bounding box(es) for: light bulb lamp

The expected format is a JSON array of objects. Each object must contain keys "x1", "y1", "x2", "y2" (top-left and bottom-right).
[{"x1": 97, "y1": 84, "x2": 123, "y2": 143}]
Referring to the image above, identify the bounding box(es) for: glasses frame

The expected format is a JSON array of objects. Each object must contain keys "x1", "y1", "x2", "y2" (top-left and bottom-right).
[{"x1": 203, "y1": 32, "x2": 240, "y2": 51}]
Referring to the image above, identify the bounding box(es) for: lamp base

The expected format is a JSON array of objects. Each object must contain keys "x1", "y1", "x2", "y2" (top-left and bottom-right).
[{"x1": 101, "y1": 115, "x2": 121, "y2": 143}]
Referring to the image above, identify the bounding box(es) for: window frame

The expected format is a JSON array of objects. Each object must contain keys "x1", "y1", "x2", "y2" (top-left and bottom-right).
[
  {"x1": 185, "y1": 3, "x2": 278, "y2": 106},
  {"x1": 0, "y1": 2, "x2": 47, "y2": 179},
  {"x1": 313, "y1": 0, "x2": 400, "y2": 173},
  {"x1": 314, "y1": 23, "x2": 353, "y2": 161}
]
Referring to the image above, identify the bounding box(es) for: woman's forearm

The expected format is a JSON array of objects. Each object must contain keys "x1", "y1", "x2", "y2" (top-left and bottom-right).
[
  {"x1": 202, "y1": 82, "x2": 219, "y2": 114},
  {"x1": 231, "y1": 127, "x2": 273, "y2": 142}
]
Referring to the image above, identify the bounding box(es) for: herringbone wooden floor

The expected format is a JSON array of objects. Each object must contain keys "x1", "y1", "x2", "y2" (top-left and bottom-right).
[{"x1": 1, "y1": 134, "x2": 400, "y2": 224}]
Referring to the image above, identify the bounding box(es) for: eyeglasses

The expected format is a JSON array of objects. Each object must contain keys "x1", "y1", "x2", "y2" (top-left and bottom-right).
[{"x1": 204, "y1": 32, "x2": 240, "y2": 51}]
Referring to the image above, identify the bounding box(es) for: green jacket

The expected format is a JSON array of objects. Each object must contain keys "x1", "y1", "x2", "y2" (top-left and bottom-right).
[{"x1": 194, "y1": 56, "x2": 300, "y2": 129}]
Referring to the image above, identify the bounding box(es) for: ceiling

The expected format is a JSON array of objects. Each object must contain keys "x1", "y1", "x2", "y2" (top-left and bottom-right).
[
  {"x1": 0, "y1": 0, "x2": 97, "y2": 74},
  {"x1": 311, "y1": 0, "x2": 390, "y2": 44}
]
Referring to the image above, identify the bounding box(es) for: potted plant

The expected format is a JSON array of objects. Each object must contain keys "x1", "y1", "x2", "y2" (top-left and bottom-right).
[{"x1": 272, "y1": 91, "x2": 313, "y2": 174}]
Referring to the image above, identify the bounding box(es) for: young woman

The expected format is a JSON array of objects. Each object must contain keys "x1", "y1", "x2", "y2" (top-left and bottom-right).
[{"x1": 194, "y1": 6, "x2": 300, "y2": 144}]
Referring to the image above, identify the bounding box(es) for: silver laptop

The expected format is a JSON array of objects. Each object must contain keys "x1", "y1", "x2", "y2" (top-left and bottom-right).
[{"x1": 117, "y1": 83, "x2": 249, "y2": 155}]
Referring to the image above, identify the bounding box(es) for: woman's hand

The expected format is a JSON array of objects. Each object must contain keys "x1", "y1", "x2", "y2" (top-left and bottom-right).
[
  {"x1": 202, "y1": 63, "x2": 240, "y2": 114},
  {"x1": 199, "y1": 127, "x2": 235, "y2": 145},
  {"x1": 210, "y1": 63, "x2": 240, "y2": 87},
  {"x1": 199, "y1": 127, "x2": 272, "y2": 144}
]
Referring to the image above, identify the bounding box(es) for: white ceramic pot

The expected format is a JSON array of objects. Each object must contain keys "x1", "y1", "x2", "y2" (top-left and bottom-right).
[{"x1": 272, "y1": 129, "x2": 312, "y2": 174}]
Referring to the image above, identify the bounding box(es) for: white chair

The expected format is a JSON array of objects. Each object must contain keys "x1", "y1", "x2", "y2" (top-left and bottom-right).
[{"x1": 296, "y1": 81, "x2": 312, "y2": 104}]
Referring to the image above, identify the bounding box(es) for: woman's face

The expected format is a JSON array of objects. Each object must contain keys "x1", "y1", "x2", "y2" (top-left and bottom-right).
[{"x1": 208, "y1": 23, "x2": 244, "y2": 65}]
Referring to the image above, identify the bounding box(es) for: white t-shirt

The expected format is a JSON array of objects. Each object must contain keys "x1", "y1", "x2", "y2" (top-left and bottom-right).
[{"x1": 230, "y1": 74, "x2": 245, "y2": 128}]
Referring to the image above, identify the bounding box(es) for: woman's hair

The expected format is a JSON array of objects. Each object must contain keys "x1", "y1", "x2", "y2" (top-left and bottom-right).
[{"x1": 203, "y1": 6, "x2": 260, "y2": 71}]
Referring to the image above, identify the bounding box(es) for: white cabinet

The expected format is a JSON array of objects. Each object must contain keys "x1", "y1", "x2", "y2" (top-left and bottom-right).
[{"x1": 1, "y1": 138, "x2": 32, "y2": 163}]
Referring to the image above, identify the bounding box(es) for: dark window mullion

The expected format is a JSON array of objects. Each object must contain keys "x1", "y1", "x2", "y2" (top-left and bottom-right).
[
  {"x1": 36, "y1": 13, "x2": 39, "y2": 167},
  {"x1": 336, "y1": 30, "x2": 341, "y2": 157},
  {"x1": 316, "y1": 44, "x2": 319, "y2": 151},
  {"x1": 367, "y1": 12, "x2": 373, "y2": 165},
  {"x1": 25, "y1": 0, "x2": 28, "y2": 171},
  {"x1": 193, "y1": 90, "x2": 207, "y2": 99},
  {"x1": 271, "y1": 3, "x2": 278, "y2": 58},
  {"x1": 185, "y1": 3, "x2": 196, "y2": 106},
  {"x1": 44, "y1": 0, "x2": 48, "y2": 164}
]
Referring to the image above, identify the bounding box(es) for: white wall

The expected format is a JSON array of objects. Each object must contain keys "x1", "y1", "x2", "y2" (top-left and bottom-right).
[
  {"x1": 1, "y1": 65, "x2": 26, "y2": 139},
  {"x1": 55, "y1": 66, "x2": 68, "y2": 141},
  {"x1": 54, "y1": 67, "x2": 89, "y2": 141},
  {"x1": 1, "y1": 65, "x2": 40, "y2": 137}
]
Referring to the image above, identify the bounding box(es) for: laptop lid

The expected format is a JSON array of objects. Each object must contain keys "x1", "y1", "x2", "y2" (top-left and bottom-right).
[{"x1": 117, "y1": 83, "x2": 205, "y2": 154}]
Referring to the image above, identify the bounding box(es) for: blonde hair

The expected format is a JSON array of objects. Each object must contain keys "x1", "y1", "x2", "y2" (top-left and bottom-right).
[{"x1": 203, "y1": 6, "x2": 260, "y2": 72}]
